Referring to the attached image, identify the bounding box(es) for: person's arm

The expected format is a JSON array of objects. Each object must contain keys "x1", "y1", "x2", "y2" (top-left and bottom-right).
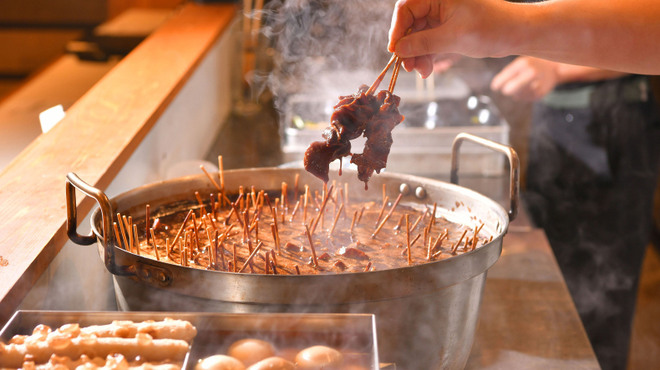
[
  {"x1": 388, "y1": 0, "x2": 660, "y2": 77},
  {"x1": 490, "y1": 56, "x2": 627, "y2": 101}
]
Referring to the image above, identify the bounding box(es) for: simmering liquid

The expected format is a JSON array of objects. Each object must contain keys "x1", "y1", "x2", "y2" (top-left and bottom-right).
[{"x1": 118, "y1": 186, "x2": 491, "y2": 275}]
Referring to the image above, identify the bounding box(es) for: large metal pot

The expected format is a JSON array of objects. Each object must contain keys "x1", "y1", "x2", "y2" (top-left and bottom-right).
[{"x1": 66, "y1": 133, "x2": 519, "y2": 369}]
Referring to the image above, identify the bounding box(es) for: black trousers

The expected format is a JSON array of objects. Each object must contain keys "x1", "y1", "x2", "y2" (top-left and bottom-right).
[{"x1": 525, "y1": 77, "x2": 660, "y2": 370}]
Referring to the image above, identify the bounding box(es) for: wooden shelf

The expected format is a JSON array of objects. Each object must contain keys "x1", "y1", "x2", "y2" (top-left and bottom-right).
[{"x1": 0, "y1": 2, "x2": 236, "y2": 324}]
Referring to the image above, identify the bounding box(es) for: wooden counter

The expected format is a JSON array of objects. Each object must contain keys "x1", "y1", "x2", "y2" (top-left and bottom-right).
[
  {"x1": 0, "y1": 2, "x2": 236, "y2": 324},
  {"x1": 469, "y1": 227, "x2": 600, "y2": 368}
]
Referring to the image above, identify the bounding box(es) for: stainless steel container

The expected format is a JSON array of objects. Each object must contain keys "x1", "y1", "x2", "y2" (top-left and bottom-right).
[
  {"x1": 1, "y1": 311, "x2": 379, "y2": 370},
  {"x1": 67, "y1": 133, "x2": 519, "y2": 369}
]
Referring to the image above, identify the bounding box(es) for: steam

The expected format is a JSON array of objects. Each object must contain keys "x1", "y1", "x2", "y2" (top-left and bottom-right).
[{"x1": 256, "y1": 0, "x2": 396, "y2": 109}]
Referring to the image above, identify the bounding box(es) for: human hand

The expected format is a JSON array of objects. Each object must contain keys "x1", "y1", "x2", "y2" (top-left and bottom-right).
[
  {"x1": 433, "y1": 53, "x2": 461, "y2": 74},
  {"x1": 388, "y1": 0, "x2": 506, "y2": 78},
  {"x1": 490, "y1": 57, "x2": 560, "y2": 101}
]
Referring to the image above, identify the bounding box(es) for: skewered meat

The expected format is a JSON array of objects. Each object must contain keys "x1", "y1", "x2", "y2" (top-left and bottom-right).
[
  {"x1": 303, "y1": 85, "x2": 379, "y2": 183},
  {"x1": 350, "y1": 90, "x2": 403, "y2": 185},
  {"x1": 303, "y1": 86, "x2": 403, "y2": 186}
]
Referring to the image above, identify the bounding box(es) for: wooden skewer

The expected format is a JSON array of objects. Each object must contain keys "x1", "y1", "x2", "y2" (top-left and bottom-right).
[
  {"x1": 181, "y1": 247, "x2": 188, "y2": 267},
  {"x1": 410, "y1": 233, "x2": 421, "y2": 248},
  {"x1": 122, "y1": 215, "x2": 132, "y2": 252},
  {"x1": 191, "y1": 224, "x2": 201, "y2": 252},
  {"x1": 132, "y1": 224, "x2": 139, "y2": 256},
  {"x1": 218, "y1": 155, "x2": 225, "y2": 206},
  {"x1": 304, "y1": 224, "x2": 319, "y2": 268},
  {"x1": 256, "y1": 190, "x2": 264, "y2": 209},
  {"x1": 150, "y1": 228, "x2": 160, "y2": 261},
  {"x1": 183, "y1": 230, "x2": 191, "y2": 262},
  {"x1": 426, "y1": 231, "x2": 433, "y2": 260},
  {"x1": 191, "y1": 211, "x2": 202, "y2": 234},
  {"x1": 208, "y1": 229, "x2": 217, "y2": 269},
  {"x1": 350, "y1": 210, "x2": 358, "y2": 234},
  {"x1": 429, "y1": 202, "x2": 437, "y2": 229},
  {"x1": 232, "y1": 243, "x2": 238, "y2": 272},
  {"x1": 388, "y1": 56, "x2": 404, "y2": 93},
  {"x1": 166, "y1": 238, "x2": 172, "y2": 262},
  {"x1": 264, "y1": 252, "x2": 270, "y2": 274},
  {"x1": 217, "y1": 224, "x2": 236, "y2": 246},
  {"x1": 242, "y1": 210, "x2": 250, "y2": 243},
  {"x1": 372, "y1": 193, "x2": 404, "y2": 238},
  {"x1": 270, "y1": 206, "x2": 280, "y2": 248},
  {"x1": 281, "y1": 182, "x2": 288, "y2": 213},
  {"x1": 218, "y1": 235, "x2": 227, "y2": 271},
  {"x1": 423, "y1": 225, "x2": 430, "y2": 255},
  {"x1": 271, "y1": 223, "x2": 281, "y2": 255},
  {"x1": 410, "y1": 209, "x2": 428, "y2": 232},
  {"x1": 329, "y1": 204, "x2": 344, "y2": 237},
  {"x1": 230, "y1": 197, "x2": 245, "y2": 228},
  {"x1": 294, "y1": 174, "x2": 300, "y2": 200},
  {"x1": 364, "y1": 261, "x2": 372, "y2": 272},
  {"x1": 405, "y1": 215, "x2": 412, "y2": 265},
  {"x1": 373, "y1": 196, "x2": 389, "y2": 227},
  {"x1": 310, "y1": 185, "x2": 334, "y2": 234},
  {"x1": 254, "y1": 214, "x2": 260, "y2": 243},
  {"x1": 209, "y1": 193, "x2": 217, "y2": 218},
  {"x1": 337, "y1": 188, "x2": 345, "y2": 211},
  {"x1": 289, "y1": 199, "x2": 301, "y2": 222},
  {"x1": 200, "y1": 165, "x2": 222, "y2": 191},
  {"x1": 201, "y1": 214, "x2": 214, "y2": 236},
  {"x1": 295, "y1": 265, "x2": 301, "y2": 275},
  {"x1": 451, "y1": 229, "x2": 469, "y2": 254},
  {"x1": 303, "y1": 185, "x2": 309, "y2": 224},
  {"x1": 170, "y1": 209, "x2": 193, "y2": 249},
  {"x1": 194, "y1": 192, "x2": 206, "y2": 215},
  {"x1": 238, "y1": 241, "x2": 263, "y2": 273},
  {"x1": 145, "y1": 204, "x2": 150, "y2": 246},
  {"x1": 203, "y1": 216, "x2": 214, "y2": 250},
  {"x1": 356, "y1": 206, "x2": 365, "y2": 225},
  {"x1": 113, "y1": 222, "x2": 125, "y2": 250},
  {"x1": 239, "y1": 186, "x2": 245, "y2": 210},
  {"x1": 366, "y1": 54, "x2": 397, "y2": 96},
  {"x1": 270, "y1": 259, "x2": 278, "y2": 275},
  {"x1": 250, "y1": 186, "x2": 257, "y2": 211},
  {"x1": 471, "y1": 223, "x2": 485, "y2": 251},
  {"x1": 429, "y1": 229, "x2": 448, "y2": 259},
  {"x1": 270, "y1": 249, "x2": 278, "y2": 269},
  {"x1": 393, "y1": 214, "x2": 405, "y2": 232}
]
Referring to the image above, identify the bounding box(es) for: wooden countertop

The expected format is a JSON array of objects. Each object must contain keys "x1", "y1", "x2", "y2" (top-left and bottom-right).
[
  {"x1": 469, "y1": 227, "x2": 600, "y2": 368},
  {"x1": 0, "y1": 2, "x2": 236, "y2": 324}
]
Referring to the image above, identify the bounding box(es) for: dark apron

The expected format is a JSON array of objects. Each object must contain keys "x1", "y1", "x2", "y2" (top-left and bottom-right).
[{"x1": 525, "y1": 75, "x2": 660, "y2": 370}]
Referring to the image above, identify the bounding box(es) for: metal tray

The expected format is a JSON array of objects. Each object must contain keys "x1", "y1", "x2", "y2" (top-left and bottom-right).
[{"x1": 1, "y1": 311, "x2": 380, "y2": 369}]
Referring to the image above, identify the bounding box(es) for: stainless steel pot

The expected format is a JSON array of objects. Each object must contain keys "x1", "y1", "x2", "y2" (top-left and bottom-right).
[{"x1": 66, "y1": 133, "x2": 519, "y2": 370}]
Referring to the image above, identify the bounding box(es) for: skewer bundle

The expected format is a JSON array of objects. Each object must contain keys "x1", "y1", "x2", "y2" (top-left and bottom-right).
[{"x1": 110, "y1": 165, "x2": 493, "y2": 276}]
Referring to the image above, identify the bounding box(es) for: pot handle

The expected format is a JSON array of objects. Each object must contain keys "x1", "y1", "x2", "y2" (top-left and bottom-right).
[
  {"x1": 66, "y1": 172, "x2": 113, "y2": 246},
  {"x1": 66, "y1": 172, "x2": 124, "y2": 277},
  {"x1": 450, "y1": 133, "x2": 520, "y2": 221}
]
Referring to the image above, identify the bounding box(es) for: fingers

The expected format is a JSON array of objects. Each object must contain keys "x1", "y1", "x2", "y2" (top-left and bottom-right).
[
  {"x1": 402, "y1": 55, "x2": 434, "y2": 79},
  {"x1": 491, "y1": 58, "x2": 528, "y2": 91},
  {"x1": 491, "y1": 58, "x2": 539, "y2": 101},
  {"x1": 388, "y1": 0, "x2": 433, "y2": 52}
]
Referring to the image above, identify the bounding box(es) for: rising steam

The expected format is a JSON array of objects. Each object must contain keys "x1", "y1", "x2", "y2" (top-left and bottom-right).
[{"x1": 256, "y1": 0, "x2": 396, "y2": 105}]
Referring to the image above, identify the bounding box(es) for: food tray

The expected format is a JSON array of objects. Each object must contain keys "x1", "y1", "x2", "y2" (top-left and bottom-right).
[{"x1": 1, "y1": 311, "x2": 381, "y2": 370}]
